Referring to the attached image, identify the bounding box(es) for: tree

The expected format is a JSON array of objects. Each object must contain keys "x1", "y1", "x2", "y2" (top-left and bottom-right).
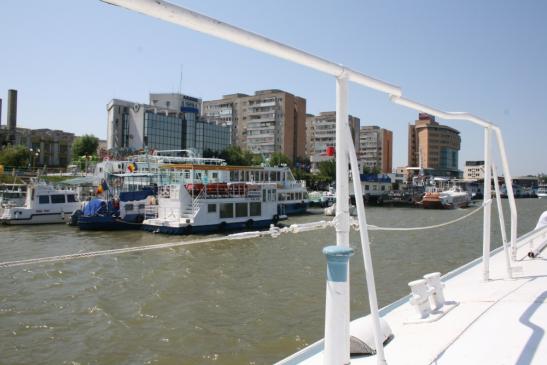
[
  {"x1": 317, "y1": 160, "x2": 336, "y2": 183},
  {"x1": 0, "y1": 146, "x2": 31, "y2": 168},
  {"x1": 269, "y1": 152, "x2": 291, "y2": 167},
  {"x1": 219, "y1": 146, "x2": 263, "y2": 166},
  {"x1": 72, "y1": 134, "x2": 99, "y2": 158}
]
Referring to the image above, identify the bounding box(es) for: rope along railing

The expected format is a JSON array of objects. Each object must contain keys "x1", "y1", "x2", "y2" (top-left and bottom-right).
[{"x1": 0, "y1": 203, "x2": 487, "y2": 269}]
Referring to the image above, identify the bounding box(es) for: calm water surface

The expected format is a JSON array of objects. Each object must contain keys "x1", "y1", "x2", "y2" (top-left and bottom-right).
[{"x1": 1, "y1": 199, "x2": 546, "y2": 364}]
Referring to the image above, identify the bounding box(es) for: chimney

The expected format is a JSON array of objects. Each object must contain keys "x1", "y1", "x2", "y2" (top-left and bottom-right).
[{"x1": 7, "y1": 89, "x2": 17, "y2": 144}]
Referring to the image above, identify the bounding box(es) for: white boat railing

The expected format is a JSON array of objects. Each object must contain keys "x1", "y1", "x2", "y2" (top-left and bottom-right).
[
  {"x1": 191, "y1": 188, "x2": 205, "y2": 217},
  {"x1": 100, "y1": 1, "x2": 519, "y2": 364}
]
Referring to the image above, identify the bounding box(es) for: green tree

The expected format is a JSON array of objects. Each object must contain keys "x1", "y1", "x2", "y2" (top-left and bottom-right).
[
  {"x1": 317, "y1": 160, "x2": 336, "y2": 183},
  {"x1": 269, "y1": 152, "x2": 291, "y2": 167},
  {"x1": 0, "y1": 146, "x2": 31, "y2": 168},
  {"x1": 72, "y1": 134, "x2": 99, "y2": 158}
]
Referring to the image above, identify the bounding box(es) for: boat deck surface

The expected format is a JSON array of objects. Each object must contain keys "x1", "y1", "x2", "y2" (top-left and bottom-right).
[{"x1": 279, "y1": 234, "x2": 547, "y2": 365}]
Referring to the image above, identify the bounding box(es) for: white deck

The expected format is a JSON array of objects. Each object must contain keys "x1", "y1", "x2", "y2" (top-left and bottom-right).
[{"x1": 279, "y1": 231, "x2": 547, "y2": 365}]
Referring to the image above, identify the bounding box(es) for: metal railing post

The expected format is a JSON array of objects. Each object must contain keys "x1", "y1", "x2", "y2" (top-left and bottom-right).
[
  {"x1": 482, "y1": 127, "x2": 492, "y2": 281},
  {"x1": 345, "y1": 127, "x2": 387, "y2": 365},
  {"x1": 492, "y1": 127, "x2": 518, "y2": 258},
  {"x1": 324, "y1": 74, "x2": 351, "y2": 365},
  {"x1": 492, "y1": 164, "x2": 513, "y2": 279}
]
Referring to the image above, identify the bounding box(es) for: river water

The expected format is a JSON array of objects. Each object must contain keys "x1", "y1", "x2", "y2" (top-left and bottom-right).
[{"x1": 1, "y1": 199, "x2": 545, "y2": 364}]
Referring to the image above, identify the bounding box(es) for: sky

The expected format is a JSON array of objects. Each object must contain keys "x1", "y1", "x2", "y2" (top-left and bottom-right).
[{"x1": 0, "y1": 0, "x2": 546, "y2": 176}]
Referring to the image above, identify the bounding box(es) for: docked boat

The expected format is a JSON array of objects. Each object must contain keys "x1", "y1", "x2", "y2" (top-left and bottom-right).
[
  {"x1": 422, "y1": 186, "x2": 471, "y2": 209},
  {"x1": 142, "y1": 181, "x2": 279, "y2": 234},
  {"x1": 0, "y1": 183, "x2": 80, "y2": 225},
  {"x1": 0, "y1": 183, "x2": 27, "y2": 216},
  {"x1": 537, "y1": 184, "x2": 547, "y2": 198},
  {"x1": 70, "y1": 188, "x2": 156, "y2": 230}
]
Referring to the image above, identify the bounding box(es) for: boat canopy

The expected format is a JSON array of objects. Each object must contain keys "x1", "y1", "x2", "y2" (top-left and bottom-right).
[{"x1": 83, "y1": 198, "x2": 107, "y2": 216}]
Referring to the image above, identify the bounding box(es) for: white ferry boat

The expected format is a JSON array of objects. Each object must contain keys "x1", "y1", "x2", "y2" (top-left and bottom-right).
[
  {"x1": 422, "y1": 186, "x2": 471, "y2": 209},
  {"x1": 537, "y1": 184, "x2": 547, "y2": 198},
  {"x1": 142, "y1": 181, "x2": 278, "y2": 234},
  {"x1": 0, "y1": 183, "x2": 80, "y2": 225}
]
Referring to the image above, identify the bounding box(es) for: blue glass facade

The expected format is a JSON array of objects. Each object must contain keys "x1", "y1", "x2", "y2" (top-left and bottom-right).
[{"x1": 440, "y1": 147, "x2": 458, "y2": 171}]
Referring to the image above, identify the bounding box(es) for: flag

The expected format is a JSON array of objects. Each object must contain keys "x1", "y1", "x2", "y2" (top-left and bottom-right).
[
  {"x1": 96, "y1": 185, "x2": 103, "y2": 194},
  {"x1": 101, "y1": 179, "x2": 109, "y2": 192},
  {"x1": 128, "y1": 162, "x2": 137, "y2": 172}
]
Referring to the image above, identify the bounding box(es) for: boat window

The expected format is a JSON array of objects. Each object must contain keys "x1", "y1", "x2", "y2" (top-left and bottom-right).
[
  {"x1": 263, "y1": 189, "x2": 267, "y2": 202},
  {"x1": 219, "y1": 203, "x2": 234, "y2": 218},
  {"x1": 250, "y1": 202, "x2": 261, "y2": 216},
  {"x1": 235, "y1": 203, "x2": 248, "y2": 217},
  {"x1": 208, "y1": 204, "x2": 216, "y2": 213},
  {"x1": 381, "y1": 186, "x2": 385, "y2": 191},
  {"x1": 125, "y1": 204, "x2": 134, "y2": 211},
  {"x1": 38, "y1": 195, "x2": 50, "y2": 204},
  {"x1": 138, "y1": 204, "x2": 145, "y2": 210},
  {"x1": 51, "y1": 195, "x2": 66, "y2": 204},
  {"x1": 276, "y1": 172, "x2": 281, "y2": 181},
  {"x1": 365, "y1": 185, "x2": 369, "y2": 191},
  {"x1": 67, "y1": 195, "x2": 77, "y2": 202}
]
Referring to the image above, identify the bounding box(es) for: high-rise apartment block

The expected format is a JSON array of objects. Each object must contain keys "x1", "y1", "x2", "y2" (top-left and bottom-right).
[
  {"x1": 107, "y1": 93, "x2": 230, "y2": 155},
  {"x1": 202, "y1": 89, "x2": 306, "y2": 161},
  {"x1": 305, "y1": 111, "x2": 360, "y2": 171},
  {"x1": 408, "y1": 113, "x2": 461, "y2": 176},
  {"x1": 359, "y1": 126, "x2": 393, "y2": 173}
]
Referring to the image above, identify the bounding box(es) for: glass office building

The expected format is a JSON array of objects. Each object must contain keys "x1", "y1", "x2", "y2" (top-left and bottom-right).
[{"x1": 143, "y1": 111, "x2": 229, "y2": 154}]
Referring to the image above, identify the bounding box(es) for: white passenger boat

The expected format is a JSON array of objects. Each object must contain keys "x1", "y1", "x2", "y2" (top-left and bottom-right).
[
  {"x1": 537, "y1": 184, "x2": 547, "y2": 198},
  {"x1": 0, "y1": 183, "x2": 80, "y2": 225},
  {"x1": 422, "y1": 186, "x2": 471, "y2": 209},
  {"x1": 0, "y1": 183, "x2": 27, "y2": 216},
  {"x1": 142, "y1": 181, "x2": 279, "y2": 234}
]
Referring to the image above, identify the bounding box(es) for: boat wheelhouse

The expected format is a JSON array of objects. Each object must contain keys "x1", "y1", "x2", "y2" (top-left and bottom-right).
[{"x1": 0, "y1": 183, "x2": 80, "y2": 225}]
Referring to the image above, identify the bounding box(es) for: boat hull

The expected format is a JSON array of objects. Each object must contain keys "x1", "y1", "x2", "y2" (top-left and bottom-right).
[
  {"x1": 279, "y1": 201, "x2": 309, "y2": 215},
  {"x1": 78, "y1": 214, "x2": 143, "y2": 231},
  {"x1": 142, "y1": 219, "x2": 272, "y2": 235},
  {"x1": 1, "y1": 212, "x2": 67, "y2": 225}
]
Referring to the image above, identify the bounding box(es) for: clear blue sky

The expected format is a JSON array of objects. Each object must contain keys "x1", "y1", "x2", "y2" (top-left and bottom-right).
[{"x1": 1, "y1": 0, "x2": 546, "y2": 176}]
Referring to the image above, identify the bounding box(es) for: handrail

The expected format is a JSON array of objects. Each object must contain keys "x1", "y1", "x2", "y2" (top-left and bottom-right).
[{"x1": 191, "y1": 187, "x2": 205, "y2": 217}]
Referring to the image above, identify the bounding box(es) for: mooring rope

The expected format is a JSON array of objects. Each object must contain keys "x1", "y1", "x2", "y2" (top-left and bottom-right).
[
  {"x1": 361, "y1": 200, "x2": 489, "y2": 231},
  {"x1": 0, "y1": 202, "x2": 488, "y2": 268}
]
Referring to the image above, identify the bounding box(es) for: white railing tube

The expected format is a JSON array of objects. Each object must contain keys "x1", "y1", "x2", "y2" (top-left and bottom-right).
[
  {"x1": 482, "y1": 127, "x2": 492, "y2": 281},
  {"x1": 345, "y1": 127, "x2": 387, "y2": 364},
  {"x1": 492, "y1": 127, "x2": 518, "y2": 258},
  {"x1": 101, "y1": 0, "x2": 401, "y2": 97},
  {"x1": 491, "y1": 164, "x2": 513, "y2": 279},
  {"x1": 324, "y1": 74, "x2": 351, "y2": 365}
]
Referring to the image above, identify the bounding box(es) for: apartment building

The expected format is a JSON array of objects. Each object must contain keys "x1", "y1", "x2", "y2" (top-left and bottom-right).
[
  {"x1": 203, "y1": 89, "x2": 306, "y2": 161},
  {"x1": 359, "y1": 125, "x2": 393, "y2": 173},
  {"x1": 305, "y1": 111, "x2": 360, "y2": 171},
  {"x1": 408, "y1": 113, "x2": 461, "y2": 177}
]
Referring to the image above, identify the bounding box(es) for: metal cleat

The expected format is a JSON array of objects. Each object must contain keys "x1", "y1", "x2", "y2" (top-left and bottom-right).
[
  {"x1": 408, "y1": 279, "x2": 433, "y2": 319},
  {"x1": 423, "y1": 272, "x2": 445, "y2": 310}
]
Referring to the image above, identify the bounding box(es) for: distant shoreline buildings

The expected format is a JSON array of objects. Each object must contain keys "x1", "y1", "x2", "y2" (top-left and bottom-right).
[
  {"x1": 407, "y1": 113, "x2": 461, "y2": 177},
  {"x1": 0, "y1": 89, "x2": 74, "y2": 167}
]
